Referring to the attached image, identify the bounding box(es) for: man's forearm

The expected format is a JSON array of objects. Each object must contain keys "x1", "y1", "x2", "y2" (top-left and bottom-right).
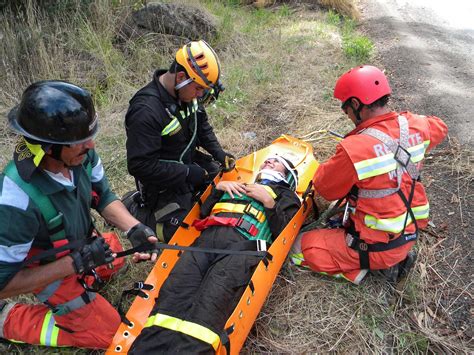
[
  {"x1": 0, "y1": 256, "x2": 75, "y2": 299},
  {"x1": 100, "y1": 200, "x2": 139, "y2": 232}
]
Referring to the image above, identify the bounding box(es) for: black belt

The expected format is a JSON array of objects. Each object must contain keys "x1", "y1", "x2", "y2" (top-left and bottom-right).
[{"x1": 346, "y1": 232, "x2": 417, "y2": 269}]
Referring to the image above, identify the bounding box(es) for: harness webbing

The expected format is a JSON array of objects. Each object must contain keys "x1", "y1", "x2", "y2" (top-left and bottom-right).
[
  {"x1": 358, "y1": 115, "x2": 420, "y2": 198},
  {"x1": 115, "y1": 240, "x2": 270, "y2": 259},
  {"x1": 4, "y1": 160, "x2": 93, "y2": 263},
  {"x1": 347, "y1": 115, "x2": 424, "y2": 269},
  {"x1": 4, "y1": 161, "x2": 58, "y2": 224}
]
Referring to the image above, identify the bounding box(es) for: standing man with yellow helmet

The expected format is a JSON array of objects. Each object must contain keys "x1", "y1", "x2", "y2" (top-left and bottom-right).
[{"x1": 125, "y1": 40, "x2": 235, "y2": 243}]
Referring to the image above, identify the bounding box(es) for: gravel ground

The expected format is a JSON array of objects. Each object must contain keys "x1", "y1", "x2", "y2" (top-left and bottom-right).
[{"x1": 361, "y1": 0, "x2": 473, "y2": 342}]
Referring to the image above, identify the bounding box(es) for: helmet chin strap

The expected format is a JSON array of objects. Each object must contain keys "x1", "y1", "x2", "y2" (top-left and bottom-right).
[
  {"x1": 349, "y1": 99, "x2": 363, "y2": 125},
  {"x1": 174, "y1": 78, "x2": 193, "y2": 91},
  {"x1": 50, "y1": 144, "x2": 63, "y2": 161}
]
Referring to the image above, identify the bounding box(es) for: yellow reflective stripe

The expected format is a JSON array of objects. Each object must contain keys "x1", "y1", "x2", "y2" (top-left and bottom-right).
[
  {"x1": 40, "y1": 310, "x2": 59, "y2": 347},
  {"x1": 262, "y1": 185, "x2": 277, "y2": 199},
  {"x1": 317, "y1": 271, "x2": 351, "y2": 282},
  {"x1": 407, "y1": 142, "x2": 427, "y2": 163},
  {"x1": 25, "y1": 140, "x2": 46, "y2": 167},
  {"x1": 192, "y1": 98, "x2": 198, "y2": 111},
  {"x1": 289, "y1": 252, "x2": 305, "y2": 265},
  {"x1": 354, "y1": 154, "x2": 397, "y2": 180},
  {"x1": 354, "y1": 140, "x2": 430, "y2": 180},
  {"x1": 364, "y1": 203, "x2": 430, "y2": 233},
  {"x1": 412, "y1": 204, "x2": 430, "y2": 219},
  {"x1": 145, "y1": 314, "x2": 220, "y2": 350},
  {"x1": 161, "y1": 118, "x2": 180, "y2": 136},
  {"x1": 211, "y1": 202, "x2": 265, "y2": 222}
]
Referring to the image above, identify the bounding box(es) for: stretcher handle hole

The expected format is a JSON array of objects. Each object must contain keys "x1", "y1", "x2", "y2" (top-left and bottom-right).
[
  {"x1": 283, "y1": 238, "x2": 287, "y2": 245},
  {"x1": 123, "y1": 331, "x2": 130, "y2": 338},
  {"x1": 115, "y1": 346, "x2": 122, "y2": 352},
  {"x1": 127, "y1": 321, "x2": 135, "y2": 329},
  {"x1": 162, "y1": 262, "x2": 168, "y2": 269},
  {"x1": 247, "y1": 297, "x2": 251, "y2": 305},
  {"x1": 143, "y1": 293, "x2": 149, "y2": 300},
  {"x1": 239, "y1": 310, "x2": 244, "y2": 319}
]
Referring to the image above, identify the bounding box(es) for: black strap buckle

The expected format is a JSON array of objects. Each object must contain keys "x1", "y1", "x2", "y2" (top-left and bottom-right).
[
  {"x1": 394, "y1": 145, "x2": 411, "y2": 168},
  {"x1": 79, "y1": 269, "x2": 104, "y2": 292},
  {"x1": 236, "y1": 217, "x2": 258, "y2": 236}
]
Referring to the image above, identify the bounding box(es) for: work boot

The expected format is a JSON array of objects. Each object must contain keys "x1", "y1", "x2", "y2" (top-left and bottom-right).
[
  {"x1": 371, "y1": 250, "x2": 417, "y2": 284},
  {"x1": 398, "y1": 250, "x2": 417, "y2": 279},
  {"x1": 372, "y1": 264, "x2": 400, "y2": 284}
]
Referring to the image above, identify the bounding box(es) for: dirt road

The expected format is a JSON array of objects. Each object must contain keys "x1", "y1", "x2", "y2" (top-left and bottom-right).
[
  {"x1": 361, "y1": 0, "x2": 474, "y2": 145},
  {"x1": 361, "y1": 0, "x2": 473, "y2": 342}
]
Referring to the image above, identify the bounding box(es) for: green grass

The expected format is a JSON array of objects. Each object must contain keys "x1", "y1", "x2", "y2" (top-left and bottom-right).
[
  {"x1": 339, "y1": 17, "x2": 374, "y2": 63},
  {"x1": 2, "y1": 1, "x2": 467, "y2": 354},
  {"x1": 342, "y1": 34, "x2": 374, "y2": 63},
  {"x1": 326, "y1": 9, "x2": 341, "y2": 26}
]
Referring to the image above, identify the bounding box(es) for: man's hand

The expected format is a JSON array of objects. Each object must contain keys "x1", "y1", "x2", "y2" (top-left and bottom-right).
[
  {"x1": 186, "y1": 165, "x2": 209, "y2": 186},
  {"x1": 127, "y1": 223, "x2": 158, "y2": 263},
  {"x1": 222, "y1": 153, "x2": 236, "y2": 172},
  {"x1": 70, "y1": 237, "x2": 114, "y2": 274},
  {"x1": 244, "y1": 184, "x2": 275, "y2": 208},
  {"x1": 216, "y1": 181, "x2": 246, "y2": 199}
]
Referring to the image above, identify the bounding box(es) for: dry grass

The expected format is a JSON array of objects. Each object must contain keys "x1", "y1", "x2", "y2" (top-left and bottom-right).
[{"x1": 0, "y1": 0, "x2": 472, "y2": 354}]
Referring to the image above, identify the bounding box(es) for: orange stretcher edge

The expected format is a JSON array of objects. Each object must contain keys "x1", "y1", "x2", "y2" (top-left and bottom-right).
[{"x1": 106, "y1": 135, "x2": 319, "y2": 354}]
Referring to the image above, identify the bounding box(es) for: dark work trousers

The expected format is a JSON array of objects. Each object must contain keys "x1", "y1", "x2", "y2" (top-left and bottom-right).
[
  {"x1": 146, "y1": 151, "x2": 221, "y2": 243},
  {"x1": 129, "y1": 227, "x2": 261, "y2": 354}
]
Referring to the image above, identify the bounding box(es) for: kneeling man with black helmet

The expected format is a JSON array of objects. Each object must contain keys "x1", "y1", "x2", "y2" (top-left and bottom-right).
[{"x1": 0, "y1": 81, "x2": 157, "y2": 349}]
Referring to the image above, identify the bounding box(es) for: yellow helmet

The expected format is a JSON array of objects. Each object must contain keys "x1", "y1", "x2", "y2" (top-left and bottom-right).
[{"x1": 175, "y1": 40, "x2": 221, "y2": 90}]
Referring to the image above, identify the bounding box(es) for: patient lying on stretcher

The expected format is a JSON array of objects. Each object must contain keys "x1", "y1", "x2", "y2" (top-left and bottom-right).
[{"x1": 129, "y1": 156, "x2": 301, "y2": 354}]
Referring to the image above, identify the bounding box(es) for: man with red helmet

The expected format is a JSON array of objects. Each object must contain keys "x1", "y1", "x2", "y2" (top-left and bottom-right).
[
  {"x1": 125, "y1": 40, "x2": 235, "y2": 243},
  {"x1": 290, "y1": 65, "x2": 448, "y2": 284}
]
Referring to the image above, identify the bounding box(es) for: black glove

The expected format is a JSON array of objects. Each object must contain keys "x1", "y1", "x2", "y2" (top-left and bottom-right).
[
  {"x1": 127, "y1": 222, "x2": 157, "y2": 253},
  {"x1": 186, "y1": 165, "x2": 208, "y2": 186},
  {"x1": 70, "y1": 237, "x2": 114, "y2": 274},
  {"x1": 221, "y1": 153, "x2": 236, "y2": 172}
]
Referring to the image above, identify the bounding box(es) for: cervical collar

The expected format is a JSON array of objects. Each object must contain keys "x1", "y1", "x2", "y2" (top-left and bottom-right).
[{"x1": 255, "y1": 169, "x2": 287, "y2": 184}]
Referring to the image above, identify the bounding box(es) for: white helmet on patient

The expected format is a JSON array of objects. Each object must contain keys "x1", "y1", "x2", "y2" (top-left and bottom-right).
[{"x1": 256, "y1": 155, "x2": 299, "y2": 190}]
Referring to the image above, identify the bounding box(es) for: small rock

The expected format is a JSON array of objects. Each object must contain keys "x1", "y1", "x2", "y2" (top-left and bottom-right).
[{"x1": 243, "y1": 131, "x2": 257, "y2": 140}]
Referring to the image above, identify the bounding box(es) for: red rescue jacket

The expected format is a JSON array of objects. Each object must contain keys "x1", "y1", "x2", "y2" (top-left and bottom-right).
[{"x1": 314, "y1": 111, "x2": 448, "y2": 244}]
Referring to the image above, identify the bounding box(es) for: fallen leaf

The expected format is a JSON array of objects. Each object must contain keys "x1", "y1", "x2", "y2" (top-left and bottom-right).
[
  {"x1": 419, "y1": 262, "x2": 427, "y2": 279},
  {"x1": 439, "y1": 222, "x2": 448, "y2": 231},
  {"x1": 416, "y1": 312, "x2": 424, "y2": 327}
]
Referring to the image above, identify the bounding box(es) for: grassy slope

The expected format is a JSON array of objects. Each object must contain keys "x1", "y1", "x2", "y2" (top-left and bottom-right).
[{"x1": 0, "y1": 1, "x2": 469, "y2": 353}]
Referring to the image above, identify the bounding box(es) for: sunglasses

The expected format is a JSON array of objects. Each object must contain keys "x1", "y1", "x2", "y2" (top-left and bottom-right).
[{"x1": 341, "y1": 100, "x2": 351, "y2": 114}]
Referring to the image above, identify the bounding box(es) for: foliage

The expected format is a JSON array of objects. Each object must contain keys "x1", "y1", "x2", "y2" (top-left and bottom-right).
[
  {"x1": 342, "y1": 34, "x2": 374, "y2": 62},
  {"x1": 0, "y1": 1, "x2": 469, "y2": 354}
]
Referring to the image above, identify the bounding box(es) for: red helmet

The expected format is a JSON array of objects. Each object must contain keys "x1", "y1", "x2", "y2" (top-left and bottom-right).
[{"x1": 333, "y1": 65, "x2": 391, "y2": 105}]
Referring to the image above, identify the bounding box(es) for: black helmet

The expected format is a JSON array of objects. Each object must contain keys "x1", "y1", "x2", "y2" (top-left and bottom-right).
[{"x1": 8, "y1": 80, "x2": 98, "y2": 145}]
